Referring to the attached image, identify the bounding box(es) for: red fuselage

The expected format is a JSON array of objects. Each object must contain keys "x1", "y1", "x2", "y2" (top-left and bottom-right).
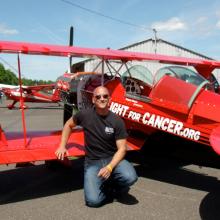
[{"x1": 95, "y1": 76, "x2": 220, "y2": 155}]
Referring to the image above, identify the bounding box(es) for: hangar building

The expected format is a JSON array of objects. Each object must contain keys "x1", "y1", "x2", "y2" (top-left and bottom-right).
[{"x1": 71, "y1": 38, "x2": 220, "y2": 81}]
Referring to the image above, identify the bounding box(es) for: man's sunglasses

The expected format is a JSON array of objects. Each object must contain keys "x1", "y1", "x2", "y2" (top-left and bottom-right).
[{"x1": 94, "y1": 94, "x2": 109, "y2": 100}]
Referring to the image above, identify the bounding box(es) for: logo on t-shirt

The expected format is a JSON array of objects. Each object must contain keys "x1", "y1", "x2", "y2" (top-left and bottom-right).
[{"x1": 105, "y1": 126, "x2": 114, "y2": 134}]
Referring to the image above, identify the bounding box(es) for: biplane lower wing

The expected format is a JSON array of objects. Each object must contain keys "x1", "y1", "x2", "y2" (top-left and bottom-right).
[{"x1": 0, "y1": 129, "x2": 143, "y2": 165}]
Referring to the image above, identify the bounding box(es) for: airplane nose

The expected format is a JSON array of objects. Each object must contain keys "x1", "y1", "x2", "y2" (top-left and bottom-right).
[{"x1": 210, "y1": 126, "x2": 220, "y2": 155}]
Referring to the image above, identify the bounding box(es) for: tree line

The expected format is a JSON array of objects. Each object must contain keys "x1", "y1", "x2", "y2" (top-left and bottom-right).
[{"x1": 0, "y1": 63, "x2": 54, "y2": 85}]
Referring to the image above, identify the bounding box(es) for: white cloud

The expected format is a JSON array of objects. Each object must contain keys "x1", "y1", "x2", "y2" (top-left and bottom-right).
[
  {"x1": 151, "y1": 17, "x2": 187, "y2": 31},
  {"x1": 195, "y1": 16, "x2": 208, "y2": 25},
  {"x1": 192, "y1": 16, "x2": 213, "y2": 36},
  {"x1": 216, "y1": 20, "x2": 220, "y2": 28},
  {"x1": 0, "y1": 24, "x2": 18, "y2": 35},
  {"x1": 215, "y1": 10, "x2": 220, "y2": 17}
]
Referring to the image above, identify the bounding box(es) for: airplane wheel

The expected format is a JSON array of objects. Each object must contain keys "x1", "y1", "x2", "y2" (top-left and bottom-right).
[{"x1": 7, "y1": 105, "x2": 13, "y2": 110}]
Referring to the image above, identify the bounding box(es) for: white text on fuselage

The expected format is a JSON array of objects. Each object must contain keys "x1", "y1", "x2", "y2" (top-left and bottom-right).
[{"x1": 110, "y1": 102, "x2": 200, "y2": 141}]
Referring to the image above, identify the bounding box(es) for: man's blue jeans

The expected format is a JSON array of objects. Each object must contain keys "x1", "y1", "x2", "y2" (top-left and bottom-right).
[{"x1": 84, "y1": 157, "x2": 138, "y2": 207}]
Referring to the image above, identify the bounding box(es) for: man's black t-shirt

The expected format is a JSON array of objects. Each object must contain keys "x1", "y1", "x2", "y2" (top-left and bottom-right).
[{"x1": 73, "y1": 108, "x2": 128, "y2": 159}]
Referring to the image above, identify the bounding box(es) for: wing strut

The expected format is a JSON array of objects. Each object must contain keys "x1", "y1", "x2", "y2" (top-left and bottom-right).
[
  {"x1": 101, "y1": 59, "x2": 104, "y2": 85},
  {"x1": 17, "y1": 54, "x2": 27, "y2": 146}
]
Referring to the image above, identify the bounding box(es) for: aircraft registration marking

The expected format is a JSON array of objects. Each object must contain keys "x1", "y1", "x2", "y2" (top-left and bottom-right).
[{"x1": 110, "y1": 101, "x2": 200, "y2": 141}]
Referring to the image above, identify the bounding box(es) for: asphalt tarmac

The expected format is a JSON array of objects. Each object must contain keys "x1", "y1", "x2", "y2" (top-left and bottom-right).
[{"x1": 0, "y1": 100, "x2": 220, "y2": 220}]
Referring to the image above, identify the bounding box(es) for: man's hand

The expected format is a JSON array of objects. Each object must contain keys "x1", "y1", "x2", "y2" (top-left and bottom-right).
[
  {"x1": 55, "y1": 117, "x2": 75, "y2": 160},
  {"x1": 97, "y1": 166, "x2": 112, "y2": 179},
  {"x1": 55, "y1": 146, "x2": 69, "y2": 160}
]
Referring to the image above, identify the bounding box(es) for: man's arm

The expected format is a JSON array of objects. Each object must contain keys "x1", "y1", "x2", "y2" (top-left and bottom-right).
[
  {"x1": 98, "y1": 138, "x2": 127, "y2": 179},
  {"x1": 55, "y1": 117, "x2": 76, "y2": 160}
]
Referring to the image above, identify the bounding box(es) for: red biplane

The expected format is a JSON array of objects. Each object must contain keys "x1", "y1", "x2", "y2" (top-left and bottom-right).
[
  {"x1": 0, "y1": 40, "x2": 220, "y2": 166},
  {"x1": 0, "y1": 83, "x2": 60, "y2": 109}
]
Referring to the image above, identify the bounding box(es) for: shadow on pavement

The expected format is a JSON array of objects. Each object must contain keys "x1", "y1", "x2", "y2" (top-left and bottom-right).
[
  {"x1": 0, "y1": 132, "x2": 220, "y2": 212},
  {"x1": 0, "y1": 158, "x2": 84, "y2": 204},
  {"x1": 126, "y1": 132, "x2": 220, "y2": 220},
  {"x1": 127, "y1": 133, "x2": 220, "y2": 193},
  {"x1": 199, "y1": 191, "x2": 220, "y2": 220},
  {"x1": 133, "y1": 158, "x2": 220, "y2": 220}
]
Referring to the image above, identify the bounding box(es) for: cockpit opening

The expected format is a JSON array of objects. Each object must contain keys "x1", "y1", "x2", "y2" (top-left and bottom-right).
[{"x1": 122, "y1": 65, "x2": 153, "y2": 97}]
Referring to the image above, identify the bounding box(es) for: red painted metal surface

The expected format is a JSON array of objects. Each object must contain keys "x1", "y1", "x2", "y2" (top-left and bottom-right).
[
  {"x1": 1, "y1": 39, "x2": 220, "y2": 165},
  {"x1": 104, "y1": 75, "x2": 220, "y2": 154},
  {"x1": 149, "y1": 76, "x2": 197, "y2": 113},
  {"x1": 17, "y1": 54, "x2": 27, "y2": 146},
  {"x1": 193, "y1": 91, "x2": 220, "y2": 122},
  {"x1": 0, "y1": 125, "x2": 8, "y2": 148},
  {"x1": 210, "y1": 126, "x2": 220, "y2": 154},
  {"x1": 0, "y1": 130, "x2": 85, "y2": 164},
  {"x1": 0, "y1": 40, "x2": 220, "y2": 77},
  {"x1": 2, "y1": 84, "x2": 60, "y2": 109},
  {"x1": 0, "y1": 129, "x2": 142, "y2": 165}
]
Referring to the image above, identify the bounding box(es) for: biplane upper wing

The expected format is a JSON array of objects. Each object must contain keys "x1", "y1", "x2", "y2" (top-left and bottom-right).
[{"x1": 0, "y1": 40, "x2": 220, "y2": 78}]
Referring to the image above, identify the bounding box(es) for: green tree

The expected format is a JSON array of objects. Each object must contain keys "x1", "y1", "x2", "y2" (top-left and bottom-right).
[
  {"x1": 0, "y1": 63, "x2": 18, "y2": 85},
  {"x1": 0, "y1": 62, "x2": 54, "y2": 85}
]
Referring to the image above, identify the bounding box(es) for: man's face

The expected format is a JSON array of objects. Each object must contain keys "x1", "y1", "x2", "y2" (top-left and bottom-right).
[{"x1": 92, "y1": 87, "x2": 110, "y2": 110}]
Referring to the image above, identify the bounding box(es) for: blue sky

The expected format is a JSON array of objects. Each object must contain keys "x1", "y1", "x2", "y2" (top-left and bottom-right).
[{"x1": 1, "y1": 0, "x2": 220, "y2": 80}]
